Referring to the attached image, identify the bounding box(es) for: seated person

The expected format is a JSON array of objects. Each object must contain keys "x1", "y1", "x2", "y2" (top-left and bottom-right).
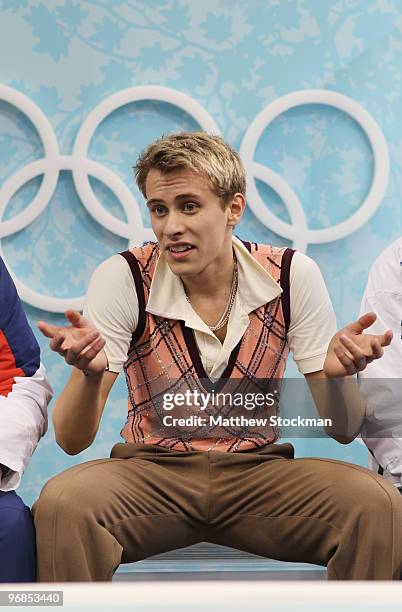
[
  {"x1": 34, "y1": 132, "x2": 402, "y2": 581},
  {"x1": 0, "y1": 257, "x2": 52, "y2": 582},
  {"x1": 359, "y1": 237, "x2": 402, "y2": 491}
]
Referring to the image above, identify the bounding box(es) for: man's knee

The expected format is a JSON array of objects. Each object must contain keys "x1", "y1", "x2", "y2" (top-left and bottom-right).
[
  {"x1": 337, "y1": 466, "x2": 402, "y2": 531},
  {"x1": 301, "y1": 459, "x2": 402, "y2": 529},
  {"x1": 33, "y1": 463, "x2": 105, "y2": 528}
]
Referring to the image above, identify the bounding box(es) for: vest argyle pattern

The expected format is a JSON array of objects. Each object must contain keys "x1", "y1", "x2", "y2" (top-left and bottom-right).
[{"x1": 120, "y1": 240, "x2": 293, "y2": 452}]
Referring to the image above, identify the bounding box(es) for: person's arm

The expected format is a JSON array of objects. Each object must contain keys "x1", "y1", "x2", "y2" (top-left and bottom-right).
[
  {"x1": 53, "y1": 370, "x2": 118, "y2": 455},
  {"x1": 38, "y1": 255, "x2": 139, "y2": 455},
  {"x1": 306, "y1": 312, "x2": 392, "y2": 443},
  {"x1": 38, "y1": 309, "x2": 117, "y2": 455},
  {"x1": 287, "y1": 254, "x2": 391, "y2": 443}
]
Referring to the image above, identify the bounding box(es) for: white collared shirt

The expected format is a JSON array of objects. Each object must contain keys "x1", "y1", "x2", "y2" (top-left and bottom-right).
[
  {"x1": 145, "y1": 237, "x2": 283, "y2": 380},
  {"x1": 359, "y1": 237, "x2": 402, "y2": 486},
  {"x1": 84, "y1": 236, "x2": 337, "y2": 381}
]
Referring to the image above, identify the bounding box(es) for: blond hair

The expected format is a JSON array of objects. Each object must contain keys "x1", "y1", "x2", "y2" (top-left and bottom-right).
[{"x1": 134, "y1": 132, "x2": 246, "y2": 204}]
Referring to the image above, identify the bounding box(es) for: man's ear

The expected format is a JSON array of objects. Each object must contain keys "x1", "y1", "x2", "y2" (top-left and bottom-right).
[{"x1": 227, "y1": 193, "x2": 246, "y2": 227}]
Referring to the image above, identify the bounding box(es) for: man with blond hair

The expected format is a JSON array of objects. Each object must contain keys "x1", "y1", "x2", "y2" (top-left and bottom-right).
[{"x1": 34, "y1": 132, "x2": 402, "y2": 581}]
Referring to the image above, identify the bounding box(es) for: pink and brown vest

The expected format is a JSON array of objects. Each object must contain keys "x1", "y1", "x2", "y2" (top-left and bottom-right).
[{"x1": 120, "y1": 240, "x2": 294, "y2": 452}]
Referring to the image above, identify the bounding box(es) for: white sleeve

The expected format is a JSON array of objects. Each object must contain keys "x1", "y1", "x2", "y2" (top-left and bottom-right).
[
  {"x1": 83, "y1": 255, "x2": 139, "y2": 373},
  {"x1": 0, "y1": 363, "x2": 52, "y2": 492},
  {"x1": 358, "y1": 250, "x2": 402, "y2": 484},
  {"x1": 288, "y1": 252, "x2": 337, "y2": 374},
  {"x1": 359, "y1": 291, "x2": 402, "y2": 378}
]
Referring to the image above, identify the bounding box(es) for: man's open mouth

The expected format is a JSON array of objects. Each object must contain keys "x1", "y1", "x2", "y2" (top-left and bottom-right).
[{"x1": 167, "y1": 245, "x2": 195, "y2": 253}]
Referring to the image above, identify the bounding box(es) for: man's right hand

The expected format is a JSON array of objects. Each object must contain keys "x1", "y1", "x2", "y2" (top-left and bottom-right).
[{"x1": 38, "y1": 309, "x2": 107, "y2": 376}]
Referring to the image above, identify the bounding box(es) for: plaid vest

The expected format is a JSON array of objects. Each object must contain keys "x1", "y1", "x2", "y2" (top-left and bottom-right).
[{"x1": 120, "y1": 240, "x2": 294, "y2": 452}]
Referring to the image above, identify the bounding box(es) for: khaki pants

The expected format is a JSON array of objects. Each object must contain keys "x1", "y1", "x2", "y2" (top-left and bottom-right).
[{"x1": 32, "y1": 442, "x2": 402, "y2": 581}]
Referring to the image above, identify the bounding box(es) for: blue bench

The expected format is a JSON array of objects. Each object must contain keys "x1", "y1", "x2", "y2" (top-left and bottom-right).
[{"x1": 114, "y1": 543, "x2": 326, "y2": 581}]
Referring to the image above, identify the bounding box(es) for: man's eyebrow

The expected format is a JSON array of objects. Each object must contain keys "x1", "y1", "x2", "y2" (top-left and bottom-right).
[
  {"x1": 146, "y1": 194, "x2": 200, "y2": 207},
  {"x1": 174, "y1": 193, "x2": 200, "y2": 201}
]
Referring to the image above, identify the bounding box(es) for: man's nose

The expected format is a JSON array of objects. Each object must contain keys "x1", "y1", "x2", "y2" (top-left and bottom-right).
[{"x1": 163, "y1": 211, "x2": 185, "y2": 236}]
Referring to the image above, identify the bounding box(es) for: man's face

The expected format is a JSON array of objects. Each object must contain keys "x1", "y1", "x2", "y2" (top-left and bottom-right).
[{"x1": 145, "y1": 167, "x2": 235, "y2": 278}]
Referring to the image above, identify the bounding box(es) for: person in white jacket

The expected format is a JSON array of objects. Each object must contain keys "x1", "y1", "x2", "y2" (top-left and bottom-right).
[
  {"x1": 359, "y1": 237, "x2": 402, "y2": 492},
  {"x1": 0, "y1": 257, "x2": 52, "y2": 582}
]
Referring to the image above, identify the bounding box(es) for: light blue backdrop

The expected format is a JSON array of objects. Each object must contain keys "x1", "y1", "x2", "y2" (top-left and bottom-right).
[{"x1": 1, "y1": 0, "x2": 400, "y2": 506}]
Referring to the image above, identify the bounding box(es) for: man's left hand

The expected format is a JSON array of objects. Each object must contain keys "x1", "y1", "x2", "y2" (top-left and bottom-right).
[{"x1": 324, "y1": 312, "x2": 393, "y2": 377}]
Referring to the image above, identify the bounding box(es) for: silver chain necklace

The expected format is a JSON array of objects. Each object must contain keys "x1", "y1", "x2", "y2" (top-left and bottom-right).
[{"x1": 184, "y1": 256, "x2": 238, "y2": 331}]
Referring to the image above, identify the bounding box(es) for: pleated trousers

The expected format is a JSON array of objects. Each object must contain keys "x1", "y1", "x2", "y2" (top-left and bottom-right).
[{"x1": 33, "y1": 442, "x2": 402, "y2": 581}]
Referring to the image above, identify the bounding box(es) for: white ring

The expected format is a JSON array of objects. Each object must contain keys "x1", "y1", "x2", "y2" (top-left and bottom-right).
[
  {"x1": 73, "y1": 86, "x2": 220, "y2": 239},
  {"x1": 0, "y1": 86, "x2": 221, "y2": 311},
  {"x1": 0, "y1": 154, "x2": 157, "y2": 311},
  {"x1": 0, "y1": 85, "x2": 63, "y2": 311},
  {"x1": 240, "y1": 89, "x2": 389, "y2": 250},
  {"x1": 0, "y1": 85, "x2": 59, "y2": 237}
]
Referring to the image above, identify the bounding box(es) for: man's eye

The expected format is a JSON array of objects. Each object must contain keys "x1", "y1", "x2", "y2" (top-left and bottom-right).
[
  {"x1": 183, "y1": 202, "x2": 197, "y2": 212},
  {"x1": 153, "y1": 206, "x2": 166, "y2": 215}
]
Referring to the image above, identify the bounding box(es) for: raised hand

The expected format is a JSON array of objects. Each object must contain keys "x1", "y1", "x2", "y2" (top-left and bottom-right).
[
  {"x1": 38, "y1": 309, "x2": 107, "y2": 376},
  {"x1": 323, "y1": 312, "x2": 393, "y2": 377}
]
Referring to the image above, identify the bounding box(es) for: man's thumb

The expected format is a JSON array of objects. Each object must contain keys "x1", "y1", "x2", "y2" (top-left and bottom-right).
[{"x1": 346, "y1": 311, "x2": 377, "y2": 334}]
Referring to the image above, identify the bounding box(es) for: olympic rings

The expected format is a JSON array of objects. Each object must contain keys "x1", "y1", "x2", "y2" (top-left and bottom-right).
[{"x1": 0, "y1": 85, "x2": 389, "y2": 311}]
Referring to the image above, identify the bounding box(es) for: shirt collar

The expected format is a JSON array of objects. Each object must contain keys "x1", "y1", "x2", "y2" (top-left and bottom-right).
[{"x1": 146, "y1": 235, "x2": 282, "y2": 324}]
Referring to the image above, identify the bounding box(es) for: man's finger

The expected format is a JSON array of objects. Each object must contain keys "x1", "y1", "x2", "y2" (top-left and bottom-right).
[
  {"x1": 64, "y1": 309, "x2": 88, "y2": 329},
  {"x1": 345, "y1": 312, "x2": 377, "y2": 335},
  {"x1": 49, "y1": 333, "x2": 67, "y2": 353},
  {"x1": 378, "y1": 329, "x2": 393, "y2": 347},
  {"x1": 339, "y1": 335, "x2": 367, "y2": 371},
  {"x1": 74, "y1": 338, "x2": 106, "y2": 370},
  {"x1": 370, "y1": 338, "x2": 384, "y2": 359},
  {"x1": 64, "y1": 331, "x2": 101, "y2": 365},
  {"x1": 334, "y1": 345, "x2": 356, "y2": 375},
  {"x1": 37, "y1": 320, "x2": 60, "y2": 339}
]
